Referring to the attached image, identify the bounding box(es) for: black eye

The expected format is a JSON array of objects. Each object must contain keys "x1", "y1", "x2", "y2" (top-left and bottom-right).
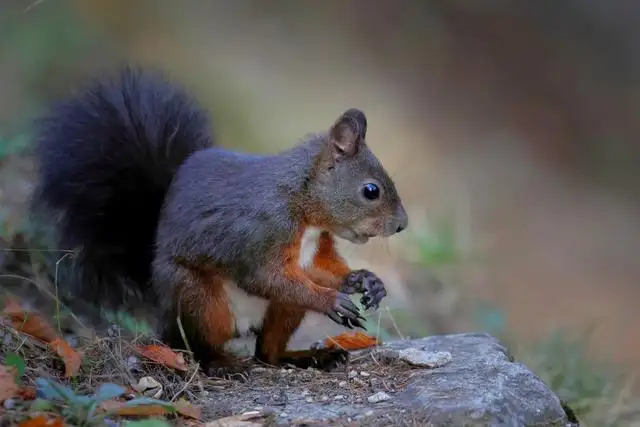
[{"x1": 362, "y1": 183, "x2": 380, "y2": 200}]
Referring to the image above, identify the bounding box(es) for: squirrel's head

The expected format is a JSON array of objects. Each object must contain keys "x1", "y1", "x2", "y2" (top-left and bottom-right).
[{"x1": 308, "y1": 108, "x2": 408, "y2": 244}]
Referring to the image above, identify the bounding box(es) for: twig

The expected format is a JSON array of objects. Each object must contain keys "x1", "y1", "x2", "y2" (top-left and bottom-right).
[
  {"x1": 0, "y1": 273, "x2": 86, "y2": 329},
  {"x1": 170, "y1": 362, "x2": 200, "y2": 402},
  {"x1": 385, "y1": 306, "x2": 405, "y2": 340}
]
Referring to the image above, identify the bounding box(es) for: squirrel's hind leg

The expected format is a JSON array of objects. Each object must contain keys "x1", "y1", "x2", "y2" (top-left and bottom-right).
[
  {"x1": 160, "y1": 270, "x2": 246, "y2": 378},
  {"x1": 254, "y1": 301, "x2": 349, "y2": 372}
]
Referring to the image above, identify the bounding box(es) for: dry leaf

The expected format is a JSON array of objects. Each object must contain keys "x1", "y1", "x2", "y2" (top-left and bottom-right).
[
  {"x1": 175, "y1": 397, "x2": 202, "y2": 420},
  {"x1": 134, "y1": 376, "x2": 163, "y2": 398},
  {"x1": 17, "y1": 386, "x2": 37, "y2": 401},
  {"x1": 133, "y1": 344, "x2": 188, "y2": 371},
  {"x1": 100, "y1": 398, "x2": 200, "y2": 419},
  {"x1": 50, "y1": 338, "x2": 82, "y2": 378},
  {"x1": 205, "y1": 410, "x2": 267, "y2": 427},
  {"x1": 18, "y1": 415, "x2": 64, "y2": 427},
  {"x1": 3, "y1": 299, "x2": 58, "y2": 343},
  {"x1": 0, "y1": 365, "x2": 19, "y2": 403},
  {"x1": 100, "y1": 399, "x2": 172, "y2": 417},
  {"x1": 323, "y1": 331, "x2": 380, "y2": 350}
]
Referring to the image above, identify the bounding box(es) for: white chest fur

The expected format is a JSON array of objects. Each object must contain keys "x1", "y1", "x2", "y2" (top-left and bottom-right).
[
  {"x1": 223, "y1": 227, "x2": 323, "y2": 338},
  {"x1": 298, "y1": 226, "x2": 322, "y2": 269}
]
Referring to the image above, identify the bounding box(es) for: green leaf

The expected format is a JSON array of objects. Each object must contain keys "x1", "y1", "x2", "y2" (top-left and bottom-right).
[
  {"x1": 30, "y1": 398, "x2": 56, "y2": 412},
  {"x1": 86, "y1": 400, "x2": 99, "y2": 421},
  {"x1": 5, "y1": 352, "x2": 25, "y2": 379},
  {"x1": 35, "y1": 377, "x2": 77, "y2": 403},
  {"x1": 72, "y1": 394, "x2": 93, "y2": 406},
  {"x1": 93, "y1": 383, "x2": 126, "y2": 404}
]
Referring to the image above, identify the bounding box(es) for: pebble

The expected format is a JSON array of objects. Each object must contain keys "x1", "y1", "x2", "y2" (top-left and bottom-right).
[
  {"x1": 338, "y1": 381, "x2": 347, "y2": 387},
  {"x1": 334, "y1": 395, "x2": 345, "y2": 400},
  {"x1": 3, "y1": 399, "x2": 15, "y2": 410},
  {"x1": 301, "y1": 389, "x2": 311, "y2": 397},
  {"x1": 305, "y1": 397, "x2": 314, "y2": 403},
  {"x1": 348, "y1": 370, "x2": 358, "y2": 378},
  {"x1": 367, "y1": 391, "x2": 392, "y2": 403},
  {"x1": 397, "y1": 348, "x2": 453, "y2": 368},
  {"x1": 126, "y1": 355, "x2": 139, "y2": 371},
  {"x1": 359, "y1": 371, "x2": 370, "y2": 377},
  {"x1": 279, "y1": 412, "x2": 288, "y2": 417},
  {"x1": 321, "y1": 395, "x2": 329, "y2": 402}
]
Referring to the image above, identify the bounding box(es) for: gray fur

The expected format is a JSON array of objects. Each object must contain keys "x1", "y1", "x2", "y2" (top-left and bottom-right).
[{"x1": 153, "y1": 127, "x2": 407, "y2": 312}]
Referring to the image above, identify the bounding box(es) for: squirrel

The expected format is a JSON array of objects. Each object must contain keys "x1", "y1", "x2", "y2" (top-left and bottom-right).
[{"x1": 30, "y1": 67, "x2": 408, "y2": 376}]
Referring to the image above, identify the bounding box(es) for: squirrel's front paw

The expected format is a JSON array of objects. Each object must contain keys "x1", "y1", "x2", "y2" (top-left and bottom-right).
[
  {"x1": 341, "y1": 269, "x2": 387, "y2": 311},
  {"x1": 326, "y1": 292, "x2": 366, "y2": 330}
]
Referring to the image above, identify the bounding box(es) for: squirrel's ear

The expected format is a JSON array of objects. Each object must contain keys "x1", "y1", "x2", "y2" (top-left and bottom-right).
[{"x1": 329, "y1": 108, "x2": 367, "y2": 160}]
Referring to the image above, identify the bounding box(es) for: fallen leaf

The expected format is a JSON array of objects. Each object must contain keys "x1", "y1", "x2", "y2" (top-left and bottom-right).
[
  {"x1": 133, "y1": 344, "x2": 188, "y2": 372},
  {"x1": 323, "y1": 331, "x2": 380, "y2": 351},
  {"x1": 175, "y1": 397, "x2": 201, "y2": 420},
  {"x1": 50, "y1": 338, "x2": 82, "y2": 377},
  {"x1": 0, "y1": 365, "x2": 19, "y2": 403},
  {"x1": 18, "y1": 414, "x2": 64, "y2": 427},
  {"x1": 3, "y1": 299, "x2": 58, "y2": 343},
  {"x1": 133, "y1": 376, "x2": 163, "y2": 399},
  {"x1": 17, "y1": 386, "x2": 37, "y2": 401},
  {"x1": 205, "y1": 410, "x2": 268, "y2": 427},
  {"x1": 100, "y1": 399, "x2": 173, "y2": 417}
]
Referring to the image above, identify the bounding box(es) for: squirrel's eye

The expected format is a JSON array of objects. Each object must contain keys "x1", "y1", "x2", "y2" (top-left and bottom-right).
[{"x1": 362, "y1": 183, "x2": 380, "y2": 201}]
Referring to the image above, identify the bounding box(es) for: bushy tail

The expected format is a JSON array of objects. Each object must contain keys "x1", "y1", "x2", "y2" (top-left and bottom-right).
[{"x1": 31, "y1": 67, "x2": 213, "y2": 310}]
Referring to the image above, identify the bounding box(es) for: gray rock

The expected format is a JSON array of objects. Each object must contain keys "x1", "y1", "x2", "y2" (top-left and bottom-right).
[
  {"x1": 367, "y1": 391, "x2": 392, "y2": 403},
  {"x1": 378, "y1": 333, "x2": 576, "y2": 426},
  {"x1": 396, "y1": 347, "x2": 453, "y2": 368},
  {"x1": 201, "y1": 333, "x2": 578, "y2": 427}
]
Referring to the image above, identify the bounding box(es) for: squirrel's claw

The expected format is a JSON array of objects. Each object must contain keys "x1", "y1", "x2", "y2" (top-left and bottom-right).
[
  {"x1": 326, "y1": 312, "x2": 367, "y2": 330},
  {"x1": 326, "y1": 293, "x2": 366, "y2": 330}
]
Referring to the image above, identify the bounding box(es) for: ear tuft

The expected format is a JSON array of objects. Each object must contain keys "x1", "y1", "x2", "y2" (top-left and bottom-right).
[
  {"x1": 329, "y1": 108, "x2": 368, "y2": 160},
  {"x1": 342, "y1": 108, "x2": 367, "y2": 140}
]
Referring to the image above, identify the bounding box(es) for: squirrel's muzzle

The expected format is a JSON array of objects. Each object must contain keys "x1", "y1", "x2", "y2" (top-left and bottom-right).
[{"x1": 393, "y1": 204, "x2": 409, "y2": 234}]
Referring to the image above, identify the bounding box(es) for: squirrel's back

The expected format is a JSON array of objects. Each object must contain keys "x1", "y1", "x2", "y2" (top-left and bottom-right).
[{"x1": 31, "y1": 67, "x2": 214, "y2": 309}]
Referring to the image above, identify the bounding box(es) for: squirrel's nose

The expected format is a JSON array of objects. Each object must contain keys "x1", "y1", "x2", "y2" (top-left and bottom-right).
[{"x1": 395, "y1": 205, "x2": 409, "y2": 234}]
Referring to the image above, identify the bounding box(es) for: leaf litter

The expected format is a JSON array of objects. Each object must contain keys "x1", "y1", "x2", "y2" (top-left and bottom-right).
[{"x1": 0, "y1": 292, "x2": 393, "y2": 426}]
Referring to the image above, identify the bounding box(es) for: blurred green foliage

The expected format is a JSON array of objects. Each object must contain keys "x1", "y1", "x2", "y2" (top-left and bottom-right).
[
  {"x1": 414, "y1": 214, "x2": 461, "y2": 267},
  {"x1": 0, "y1": 3, "x2": 102, "y2": 132}
]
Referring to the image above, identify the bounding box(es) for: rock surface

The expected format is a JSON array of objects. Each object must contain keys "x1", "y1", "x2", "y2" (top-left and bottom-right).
[{"x1": 204, "y1": 332, "x2": 578, "y2": 426}]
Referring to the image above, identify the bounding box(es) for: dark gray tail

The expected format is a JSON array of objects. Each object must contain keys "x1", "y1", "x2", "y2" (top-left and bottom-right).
[{"x1": 30, "y1": 66, "x2": 214, "y2": 310}]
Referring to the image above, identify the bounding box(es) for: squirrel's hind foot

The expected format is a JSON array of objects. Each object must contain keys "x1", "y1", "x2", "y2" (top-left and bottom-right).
[
  {"x1": 276, "y1": 348, "x2": 350, "y2": 372},
  {"x1": 203, "y1": 355, "x2": 249, "y2": 380}
]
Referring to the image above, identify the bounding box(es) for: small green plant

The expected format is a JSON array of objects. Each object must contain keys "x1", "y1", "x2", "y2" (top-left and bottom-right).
[
  {"x1": 504, "y1": 327, "x2": 631, "y2": 426},
  {"x1": 101, "y1": 309, "x2": 154, "y2": 337},
  {"x1": 415, "y1": 214, "x2": 461, "y2": 268},
  {"x1": 0, "y1": 132, "x2": 30, "y2": 160},
  {"x1": 5, "y1": 352, "x2": 26, "y2": 382},
  {"x1": 33, "y1": 377, "x2": 177, "y2": 426}
]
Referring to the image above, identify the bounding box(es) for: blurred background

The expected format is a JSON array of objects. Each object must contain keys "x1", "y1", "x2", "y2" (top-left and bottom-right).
[{"x1": 2, "y1": 0, "x2": 640, "y2": 423}]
